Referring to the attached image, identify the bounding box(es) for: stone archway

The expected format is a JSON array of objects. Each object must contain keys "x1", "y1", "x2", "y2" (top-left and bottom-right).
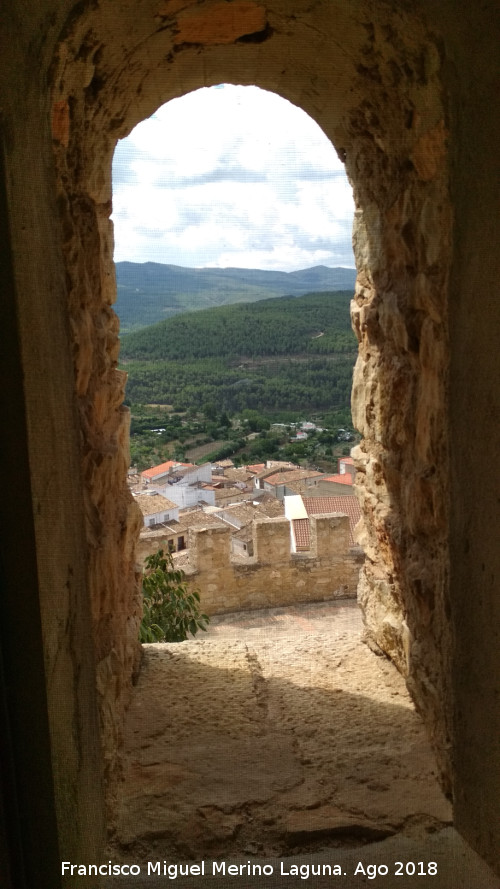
[{"x1": 49, "y1": 0, "x2": 452, "y2": 803}]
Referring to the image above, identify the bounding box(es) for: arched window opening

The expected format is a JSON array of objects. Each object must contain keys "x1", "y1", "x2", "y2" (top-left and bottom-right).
[
  {"x1": 105, "y1": 85, "x2": 451, "y2": 864},
  {"x1": 112, "y1": 84, "x2": 363, "y2": 614}
]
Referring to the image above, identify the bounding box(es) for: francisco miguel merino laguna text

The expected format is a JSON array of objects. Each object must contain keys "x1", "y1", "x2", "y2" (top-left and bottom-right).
[{"x1": 61, "y1": 860, "x2": 348, "y2": 878}]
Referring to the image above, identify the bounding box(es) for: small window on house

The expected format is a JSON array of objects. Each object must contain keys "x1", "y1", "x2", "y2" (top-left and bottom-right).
[
  {"x1": 168, "y1": 540, "x2": 175, "y2": 553},
  {"x1": 177, "y1": 536, "x2": 186, "y2": 551}
]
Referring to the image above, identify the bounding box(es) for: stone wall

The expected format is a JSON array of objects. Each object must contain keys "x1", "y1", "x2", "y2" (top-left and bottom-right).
[
  {"x1": 347, "y1": 73, "x2": 453, "y2": 787},
  {"x1": 141, "y1": 516, "x2": 362, "y2": 614},
  {"x1": 46, "y1": 3, "x2": 455, "y2": 803}
]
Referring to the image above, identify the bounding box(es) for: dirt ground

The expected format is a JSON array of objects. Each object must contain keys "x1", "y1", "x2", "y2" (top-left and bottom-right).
[{"x1": 108, "y1": 600, "x2": 452, "y2": 862}]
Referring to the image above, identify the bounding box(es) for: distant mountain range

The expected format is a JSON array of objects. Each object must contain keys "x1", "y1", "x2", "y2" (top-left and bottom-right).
[{"x1": 115, "y1": 261, "x2": 357, "y2": 332}]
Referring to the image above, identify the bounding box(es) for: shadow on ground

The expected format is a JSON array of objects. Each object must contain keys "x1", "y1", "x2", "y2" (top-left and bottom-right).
[{"x1": 107, "y1": 606, "x2": 451, "y2": 862}]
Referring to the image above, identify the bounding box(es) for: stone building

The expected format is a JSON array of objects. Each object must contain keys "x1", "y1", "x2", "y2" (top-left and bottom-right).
[
  {"x1": 1, "y1": 1, "x2": 500, "y2": 885},
  {"x1": 254, "y1": 466, "x2": 324, "y2": 497},
  {"x1": 135, "y1": 508, "x2": 228, "y2": 563},
  {"x1": 180, "y1": 514, "x2": 361, "y2": 614}
]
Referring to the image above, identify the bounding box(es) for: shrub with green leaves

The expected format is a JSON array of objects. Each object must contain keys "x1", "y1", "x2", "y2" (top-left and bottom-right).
[{"x1": 139, "y1": 549, "x2": 209, "y2": 643}]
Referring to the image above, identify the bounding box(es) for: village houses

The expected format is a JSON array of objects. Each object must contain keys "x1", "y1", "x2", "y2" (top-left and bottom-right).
[{"x1": 130, "y1": 456, "x2": 361, "y2": 567}]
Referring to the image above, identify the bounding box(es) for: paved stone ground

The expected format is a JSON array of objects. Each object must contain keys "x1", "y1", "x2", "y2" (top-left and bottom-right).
[
  {"x1": 107, "y1": 600, "x2": 457, "y2": 866},
  {"x1": 203, "y1": 600, "x2": 367, "y2": 641}
]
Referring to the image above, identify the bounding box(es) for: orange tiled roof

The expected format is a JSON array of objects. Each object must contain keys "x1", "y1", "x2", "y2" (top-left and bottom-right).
[
  {"x1": 141, "y1": 460, "x2": 192, "y2": 480},
  {"x1": 292, "y1": 518, "x2": 310, "y2": 549},
  {"x1": 322, "y1": 473, "x2": 353, "y2": 486}
]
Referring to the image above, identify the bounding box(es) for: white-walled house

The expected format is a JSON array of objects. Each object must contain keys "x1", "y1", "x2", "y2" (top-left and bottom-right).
[
  {"x1": 133, "y1": 491, "x2": 179, "y2": 528},
  {"x1": 141, "y1": 459, "x2": 193, "y2": 486},
  {"x1": 338, "y1": 456, "x2": 356, "y2": 479},
  {"x1": 153, "y1": 462, "x2": 215, "y2": 508}
]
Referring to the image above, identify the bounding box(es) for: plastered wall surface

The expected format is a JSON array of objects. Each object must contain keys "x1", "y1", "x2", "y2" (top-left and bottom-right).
[{"x1": 1, "y1": 0, "x2": 500, "y2": 879}]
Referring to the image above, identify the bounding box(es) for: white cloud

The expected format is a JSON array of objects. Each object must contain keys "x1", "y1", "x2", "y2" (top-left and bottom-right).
[{"x1": 112, "y1": 85, "x2": 355, "y2": 271}]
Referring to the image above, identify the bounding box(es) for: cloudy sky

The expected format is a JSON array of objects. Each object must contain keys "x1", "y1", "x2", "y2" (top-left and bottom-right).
[{"x1": 112, "y1": 85, "x2": 355, "y2": 272}]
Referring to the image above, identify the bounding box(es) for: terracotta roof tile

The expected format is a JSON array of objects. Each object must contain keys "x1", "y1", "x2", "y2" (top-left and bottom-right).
[
  {"x1": 134, "y1": 492, "x2": 178, "y2": 516},
  {"x1": 220, "y1": 504, "x2": 258, "y2": 526},
  {"x1": 224, "y1": 467, "x2": 253, "y2": 483},
  {"x1": 214, "y1": 486, "x2": 246, "y2": 502},
  {"x1": 302, "y1": 495, "x2": 361, "y2": 545},
  {"x1": 265, "y1": 468, "x2": 323, "y2": 486},
  {"x1": 292, "y1": 518, "x2": 311, "y2": 549},
  {"x1": 170, "y1": 511, "x2": 226, "y2": 533},
  {"x1": 139, "y1": 509, "x2": 226, "y2": 537},
  {"x1": 141, "y1": 460, "x2": 192, "y2": 480},
  {"x1": 322, "y1": 473, "x2": 353, "y2": 485}
]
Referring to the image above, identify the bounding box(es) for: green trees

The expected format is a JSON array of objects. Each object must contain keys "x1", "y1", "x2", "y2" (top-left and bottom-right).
[
  {"x1": 120, "y1": 291, "x2": 356, "y2": 361},
  {"x1": 239, "y1": 409, "x2": 271, "y2": 432},
  {"x1": 124, "y1": 354, "x2": 356, "y2": 415},
  {"x1": 123, "y1": 289, "x2": 358, "y2": 468},
  {"x1": 139, "y1": 550, "x2": 209, "y2": 643},
  {"x1": 120, "y1": 291, "x2": 358, "y2": 417}
]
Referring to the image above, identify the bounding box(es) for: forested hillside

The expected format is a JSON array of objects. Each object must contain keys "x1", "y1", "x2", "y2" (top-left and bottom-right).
[
  {"x1": 115, "y1": 262, "x2": 357, "y2": 332},
  {"x1": 120, "y1": 291, "x2": 354, "y2": 360},
  {"x1": 120, "y1": 291, "x2": 357, "y2": 417}
]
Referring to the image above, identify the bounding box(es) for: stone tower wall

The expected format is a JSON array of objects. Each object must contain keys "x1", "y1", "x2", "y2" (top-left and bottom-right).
[
  {"x1": 47, "y1": 0, "x2": 453, "y2": 797},
  {"x1": 140, "y1": 516, "x2": 361, "y2": 615},
  {"x1": 2, "y1": 0, "x2": 500, "y2": 876}
]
